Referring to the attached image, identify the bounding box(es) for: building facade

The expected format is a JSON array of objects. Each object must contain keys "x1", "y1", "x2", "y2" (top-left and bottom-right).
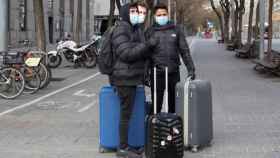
[{"x1": 8, "y1": 0, "x2": 121, "y2": 47}]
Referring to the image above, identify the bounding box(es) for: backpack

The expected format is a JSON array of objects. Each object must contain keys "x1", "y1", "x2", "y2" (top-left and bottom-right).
[{"x1": 97, "y1": 24, "x2": 118, "y2": 75}]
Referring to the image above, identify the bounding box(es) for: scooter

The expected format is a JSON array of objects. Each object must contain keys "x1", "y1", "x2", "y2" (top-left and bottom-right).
[{"x1": 47, "y1": 36, "x2": 100, "y2": 68}]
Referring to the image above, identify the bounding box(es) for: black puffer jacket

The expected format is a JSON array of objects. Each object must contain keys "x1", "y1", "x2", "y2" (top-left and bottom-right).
[
  {"x1": 110, "y1": 4, "x2": 149, "y2": 86},
  {"x1": 147, "y1": 22, "x2": 195, "y2": 75}
]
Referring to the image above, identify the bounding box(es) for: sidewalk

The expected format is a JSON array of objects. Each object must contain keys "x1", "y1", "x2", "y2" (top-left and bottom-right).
[
  {"x1": 182, "y1": 38, "x2": 280, "y2": 158},
  {"x1": 1, "y1": 38, "x2": 280, "y2": 158}
]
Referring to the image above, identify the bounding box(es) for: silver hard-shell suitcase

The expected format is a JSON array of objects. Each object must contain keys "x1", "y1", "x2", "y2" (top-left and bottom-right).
[{"x1": 175, "y1": 78, "x2": 213, "y2": 152}]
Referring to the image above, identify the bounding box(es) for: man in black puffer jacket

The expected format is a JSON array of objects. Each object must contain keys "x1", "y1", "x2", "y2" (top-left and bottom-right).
[
  {"x1": 110, "y1": 3, "x2": 157, "y2": 158},
  {"x1": 147, "y1": 3, "x2": 196, "y2": 114}
]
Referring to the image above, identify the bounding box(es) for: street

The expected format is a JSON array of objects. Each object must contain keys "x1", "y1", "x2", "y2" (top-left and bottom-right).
[{"x1": 0, "y1": 38, "x2": 280, "y2": 158}]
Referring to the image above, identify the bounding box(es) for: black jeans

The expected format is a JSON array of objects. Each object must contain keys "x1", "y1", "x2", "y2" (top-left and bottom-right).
[
  {"x1": 116, "y1": 86, "x2": 137, "y2": 148},
  {"x1": 151, "y1": 72, "x2": 179, "y2": 113}
]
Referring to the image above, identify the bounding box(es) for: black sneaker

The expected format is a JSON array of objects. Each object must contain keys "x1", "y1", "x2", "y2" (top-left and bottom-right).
[
  {"x1": 116, "y1": 147, "x2": 142, "y2": 158},
  {"x1": 127, "y1": 150, "x2": 143, "y2": 158},
  {"x1": 128, "y1": 147, "x2": 144, "y2": 155},
  {"x1": 116, "y1": 147, "x2": 129, "y2": 158}
]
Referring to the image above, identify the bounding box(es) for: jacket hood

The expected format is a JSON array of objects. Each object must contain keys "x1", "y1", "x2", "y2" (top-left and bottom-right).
[{"x1": 120, "y1": 4, "x2": 131, "y2": 24}]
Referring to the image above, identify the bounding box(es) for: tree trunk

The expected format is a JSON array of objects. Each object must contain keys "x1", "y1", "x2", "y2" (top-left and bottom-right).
[
  {"x1": 232, "y1": 0, "x2": 239, "y2": 41},
  {"x1": 254, "y1": 1, "x2": 260, "y2": 39},
  {"x1": 86, "y1": 0, "x2": 90, "y2": 40},
  {"x1": 247, "y1": 0, "x2": 254, "y2": 43},
  {"x1": 59, "y1": 0, "x2": 65, "y2": 39},
  {"x1": 116, "y1": 0, "x2": 121, "y2": 12},
  {"x1": 209, "y1": 0, "x2": 224, "y2": 41},
  {"x1": 234, "y1": 0, "x2": 245, "y2": 47},
  {"x1": 230, "y1": 1, "x2": 235, "y2": 40},
  {"x1": 178, "y1": 9, "x2": 184, "y2": 24},
  {"x1": 268, "y1": 0, "x2": 273, "y2": 59},
  {"x1": 70, "y1": 0, "x2": 74, "y2": 35},
  {"x1": 223, "y1": 13, "x2": 230, "y2": 42},
  {"x1": 108, "y1": 0, "x2": 116, "y2": 28},
  {"x1": 237, "y1": 11, "x2": 243, "y2": 47},
  {"x1": 233, "y1": 9, "x2": 239, "y2": 40},
  {"x1": 33, "y1": 0, "x2": 46, "y2": 52},
  {"x1": 73, "y1": 0, "x2": 82, "y2": 43},
  {"x1": 219, "y1": 0, "x2": 231, "y2": 42},
  {"x1": 144, "y1": 0, "x2": 155, "y2": 29}
]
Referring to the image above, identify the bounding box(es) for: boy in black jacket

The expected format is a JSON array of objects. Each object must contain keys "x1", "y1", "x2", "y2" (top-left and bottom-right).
[
  {"x1": 147, "y1": 3, "x2": 196, "y2": 113},
  {"x1": 110, "y1": 3, "x2": 157, "y2": 158}
]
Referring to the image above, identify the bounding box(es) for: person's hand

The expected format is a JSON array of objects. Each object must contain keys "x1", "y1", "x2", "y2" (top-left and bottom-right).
[{"x1": 187, "y1": 72, "x2": 196, "y2": 80}]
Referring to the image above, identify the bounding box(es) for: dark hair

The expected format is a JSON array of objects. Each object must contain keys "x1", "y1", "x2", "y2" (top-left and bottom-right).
[
  {"x1": 130, "y1": 2, "x2": 138, "y2": 9},
  {"x1": 154, "y1": 3, "x2": 168, "y2": 13},
  {"x1": 137, "y1": 1, "x2": 147, "y2": 8}
]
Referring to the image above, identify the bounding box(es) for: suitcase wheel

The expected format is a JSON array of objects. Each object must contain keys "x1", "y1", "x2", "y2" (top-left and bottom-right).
[
  {"x1": 99, "y1": 146, "x2": 111, "y2": 153},
  {"x1": 191, "y1": 146, "x2": 199, "y2": 153},
  {"x1": 206, "y1": 140, "x2": 213, "y2": 147}
]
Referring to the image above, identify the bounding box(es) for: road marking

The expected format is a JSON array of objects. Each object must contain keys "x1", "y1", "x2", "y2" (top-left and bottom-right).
[
  {"x1": 73, "y1": 89, "x2": 96, "y2": 98},
  {"x1": 0, "y1": 72, "x2": 101, "y2": 117},
  {"x1": 37, "y1": 101, "x2": 56, "y2": 108},
  {"x1": 78, "y1": 101, "x2": 97, "y2": 113}
]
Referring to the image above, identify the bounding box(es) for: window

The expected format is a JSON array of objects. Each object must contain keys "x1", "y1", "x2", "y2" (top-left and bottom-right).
[
  {"x1": 48, "y1": 0, "x2": 54, "y2": 15},
  {"x1": 19, "y1": 0, "x2": 27, "y2": 31}
]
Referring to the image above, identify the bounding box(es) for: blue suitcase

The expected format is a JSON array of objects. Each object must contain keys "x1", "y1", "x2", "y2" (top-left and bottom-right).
[{"x1": 99, "y1": 86, "x2": 146, "y2": 153}]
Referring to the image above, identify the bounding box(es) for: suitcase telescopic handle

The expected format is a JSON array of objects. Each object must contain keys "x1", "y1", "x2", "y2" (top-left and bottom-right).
[
  {"x1": 164, "y1": 67, "x2": 168, "y2": 113},
  {"x1": 153, "y1": 67, "x2": 169, "y2": 114},
  {"x1": 153, "y1": 67, "x2": 157, "y2": 115}
]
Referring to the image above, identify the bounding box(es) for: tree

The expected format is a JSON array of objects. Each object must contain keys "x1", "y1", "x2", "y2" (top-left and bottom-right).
[
  {"x1": 175, "y1": 0, "x2": 209, "y2": 33},
  {"x1": 267, "y1": 0, "x2": 273, "y2": 59},
  {"x1": 233, "y1": 0, "x2": 245, "y2": 47},
  {"x1": 247, "y1": 0, "x2": 254, "y2": 44},
  {"x1": 59, "y1": 0, "x2": 65, "y2": 39},
  {"x1": 232, "y1": 1, "x2": 238, "y2": 40},
  {"x1": 33, "y1": 0, "x2": 46, "y2": 52},
  {"x1": 70, "y1": 0, "x2": 74, "y2": 34},
  {"x1": 108, "y1": 0, "x2": 116, "y2": 27},
  {"x1": 86, "y1": 0, "x2": 90, "y2": 40},
  {"x1": 73, "y1": 0, "x2": 82, "y2": 43},
  {"x1": 254, "y1": 1, "x2": 260, "y2": 39},
  {"x1": 143, "y1": 0, "x2": 156, "y2": 28},
  {"x1": 219, "y1": 0, "x2": 231, "y2": 42},
  {"x1": 116, "y1": 0, "x2": 122, "y2": 12},
  {"x1": 209, "y1": 0, "x2": 224, "y2": 41}
]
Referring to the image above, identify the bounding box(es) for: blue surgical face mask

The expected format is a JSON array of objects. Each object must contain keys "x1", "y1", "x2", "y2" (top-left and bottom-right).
[
  {"x1": 138, "y1": 15, "x2": 146, "y2": 24},
  {"x1": 155, "y1": 16, "x2": 169, "y2": 26},
  {"x1": 130, "y1": 14, "x2": 139, "y2": 25}
]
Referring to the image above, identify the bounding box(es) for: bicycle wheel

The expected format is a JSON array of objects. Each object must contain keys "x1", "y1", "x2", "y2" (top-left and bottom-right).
[
  {"x1": 23, "y1": 67, "x2": 41, "y2": 94},
  {"x1": 0, "y1": 67, "x2": 25, "y2": 99},
  {"x1": 34, "y1": 63, "x2": 52, "y2": 89}
]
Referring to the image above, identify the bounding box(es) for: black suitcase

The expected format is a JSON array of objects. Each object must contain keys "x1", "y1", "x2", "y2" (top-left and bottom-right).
[{"x1": 145, "y1": 67, "x2": 184, "y2": 158}]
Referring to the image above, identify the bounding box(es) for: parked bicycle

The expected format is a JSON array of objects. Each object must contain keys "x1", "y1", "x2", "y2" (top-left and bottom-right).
[
  {"x1": 5, "y1": 51, "x2": 42, "y2": 94},
  {"x1": 0, "y1": 54, "x2": 25, "y2": 99},
  {"x1": 2, "y1": 50, "x2": 51, "y2": 95},
  {"x1": 15, "y1": 40, "x2": 52, "y2": 90}
]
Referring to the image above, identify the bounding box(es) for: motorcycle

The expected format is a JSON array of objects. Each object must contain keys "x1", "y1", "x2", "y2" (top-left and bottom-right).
[{"x1": 47, "y1": 35, "x2": 101, "y2": 68}]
